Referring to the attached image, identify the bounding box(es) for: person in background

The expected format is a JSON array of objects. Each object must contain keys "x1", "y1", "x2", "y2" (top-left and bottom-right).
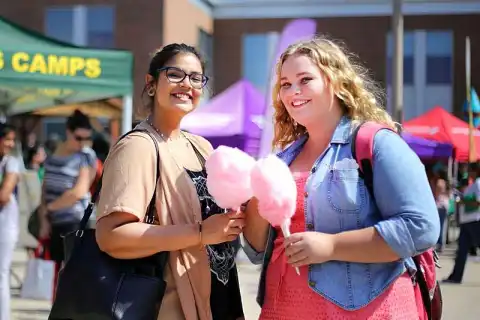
[
  {"x1": 90, "y1": 135, "x2": 110, "y2": 195},
  {"x1": 453, "y1": 166, "x2": 480, "y2": 257},
  {"x1": 0, "y1": 123, "x2": 20, "y2": 320},
  {"x1": 26, "y1": 132, "x2": 37, "y2": 149},
  {"x1": 444, "y1": 163, "x2": 480, "y2": 283},
  {"x1": 44, "y1": 134, "x2": 60, "y2": 156},
  {"x1": 25, "y1": 143, "x2": 47, "y2": 182},
  {"x1": 434, "y1": 176, "x2": 450, "y2": 252},
  {"x1": 91, "y1": 135, "x2": 110, "y2": 164},
  {"x1": 38, "y1": 110, "x2": 97, "y2": 296}
]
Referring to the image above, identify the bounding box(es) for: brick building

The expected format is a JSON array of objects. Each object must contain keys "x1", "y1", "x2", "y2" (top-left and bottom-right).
[
  {"x1": 209, "y1": 0, "x2": 480, "y2": 121},
  {"x1": 0, "y1": 0, "x2": 212, "y2": 135}
]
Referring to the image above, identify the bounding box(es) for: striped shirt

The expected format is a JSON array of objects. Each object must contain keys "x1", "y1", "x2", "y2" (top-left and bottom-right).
[{"x1": 44, "y1": 147, "x2": 97, "y2": 225}]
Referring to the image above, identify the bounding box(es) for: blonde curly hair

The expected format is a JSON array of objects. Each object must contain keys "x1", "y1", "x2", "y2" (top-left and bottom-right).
[{"x1": 272, "y1": 36, "x2": 397, "y2": 149}]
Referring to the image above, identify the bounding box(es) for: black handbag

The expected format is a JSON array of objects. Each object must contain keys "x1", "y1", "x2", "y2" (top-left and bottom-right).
[
  {"x1": 27, "y1": 206, "x2": 40, "y2": 240},
  {"x1": 49, "y1": 129, "x2": 169, "y2": 320}
]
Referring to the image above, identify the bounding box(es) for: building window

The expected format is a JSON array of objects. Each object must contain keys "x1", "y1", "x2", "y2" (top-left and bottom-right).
[
  {"x1": 242, "y1": 33, "x2": 279, "y2": 94},
  {"x1": 86, "y1": 6, "x2": 115, "y2": 49},
  {"x1": 45, "y1": 8, "x2": 74, "y2": 44},
  {"x1": 386, "y1": 56, "x2": 414, "y2": 85},
  {"x1": 198, "y1": 29, "x2": 213, "y2": 85},
  {"x1": 45, "y1": 5, "x2": 115, "y2": 48},
  {"x1": 386, "y1": 32, "x2": 415, "y2": 85},
  {"x1": 426, "y1": 31, "x2": 453, "y2": 85}
]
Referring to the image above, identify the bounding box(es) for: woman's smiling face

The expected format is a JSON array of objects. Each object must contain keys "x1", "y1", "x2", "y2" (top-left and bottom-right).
[{"x1": 279, "y1": 53, "x2": 337, "y2": 128}]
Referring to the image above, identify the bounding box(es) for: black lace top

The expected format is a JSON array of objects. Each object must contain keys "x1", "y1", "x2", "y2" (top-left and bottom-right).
[{"x1": 185, "y1": 143, "x2": 244, "y2": 320}]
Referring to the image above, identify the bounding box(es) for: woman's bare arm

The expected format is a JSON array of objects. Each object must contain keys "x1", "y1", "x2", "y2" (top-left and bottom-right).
[
  {"x1": 96, "y1": 210, "x2": 245, "y2": 259},
  {"x1": 94, "y1": 133, "x2": 246, "y2": 259},
  {"x1": 46, "y1": 166, "x2": 91, "y2": 212},
  {"x1": 96, "y1": 212, "x2": 201, "y2": 259},
  {"x1": 0, "y1": 172, "x2": 18, "y2": 205}
]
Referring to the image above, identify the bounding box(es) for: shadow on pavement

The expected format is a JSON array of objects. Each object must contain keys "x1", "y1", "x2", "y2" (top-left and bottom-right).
[
  {"x1": 13, "y1": 308, "x2": 50, "y2": 314},
  {"x1": 441, "y1": 281, "x2": 480, "y2": 288}
]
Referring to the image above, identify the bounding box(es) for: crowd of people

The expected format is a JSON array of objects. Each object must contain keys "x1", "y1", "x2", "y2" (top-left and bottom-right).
[
  {"x1": 0, "y1": 109, "x2": 108, "y2": 320},
  {"x1": 0, "y1": 36, "x2": 478, "y2": 320}
]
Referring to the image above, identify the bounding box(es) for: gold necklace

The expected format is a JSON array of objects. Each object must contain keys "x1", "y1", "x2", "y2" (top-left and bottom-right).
[{"x1": 146, "y1": 116, "x2": 170, "y2": 141}]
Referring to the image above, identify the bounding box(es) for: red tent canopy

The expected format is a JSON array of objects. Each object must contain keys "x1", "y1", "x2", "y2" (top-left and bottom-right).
[{"x1": 403, "y1": 106, "x2": 480, "y2": 161}]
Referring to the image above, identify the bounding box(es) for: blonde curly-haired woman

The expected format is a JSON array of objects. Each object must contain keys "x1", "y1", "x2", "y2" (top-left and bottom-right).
[{"x1": 242, "y1": 37, "x2": 440, "y2": 319}]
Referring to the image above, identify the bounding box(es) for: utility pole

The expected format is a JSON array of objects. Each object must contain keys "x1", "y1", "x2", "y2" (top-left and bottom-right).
[
  {"x1": 466, "y1": 37, "x2": 476, "y2": 162},
  {"x1": 392, "y1": 0, "x2": 404, "y2": 123}
]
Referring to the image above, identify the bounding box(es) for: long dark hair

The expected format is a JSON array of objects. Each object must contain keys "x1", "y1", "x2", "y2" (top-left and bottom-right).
[
  {"x1": 25, "y1": 143, "x2": 44, "y2": 167},
  {"x1": 0, "y1": 122, "x2": 15, "y2": 139},
  {"x1": 92, "y1": 135, "x2": 110, "y2": 163},
  {"x1": 0, "y1": 122, "x2": 16, "y2": 157}
]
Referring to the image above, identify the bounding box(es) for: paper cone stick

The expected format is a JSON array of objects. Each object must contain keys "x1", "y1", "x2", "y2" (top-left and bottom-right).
[{"x1": 282, "y1": 220, "x2": 300, "y2": 275}]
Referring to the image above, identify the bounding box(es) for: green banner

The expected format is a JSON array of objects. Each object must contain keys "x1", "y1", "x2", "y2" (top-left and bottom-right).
[{"x1": 0, "y1": 17, "x2": 134, "y2": 115}]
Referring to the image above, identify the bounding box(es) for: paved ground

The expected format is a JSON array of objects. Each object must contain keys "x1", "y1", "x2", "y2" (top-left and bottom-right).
[
  {"x1": 9, "y1": 243, "x2": 480, "y2": 320},
  {"x1": 8, "y1": 216, "x2": 480, "y2": 320},
  {"x1": 236, "y1": 246, "x2": 480, "y2": 320}
]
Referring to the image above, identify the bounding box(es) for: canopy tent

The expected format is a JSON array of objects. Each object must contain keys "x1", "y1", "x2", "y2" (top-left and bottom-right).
[
  {"x1": 403, "y1": 106, "x2": 480, "y2": 161},
  {"x1": 0, "y1": 16, "x2": 134, "y2": 132},
  {"x1": 32, "y1": 98, "x2": 122, "y2": 119},
  {"x1": 402, "y1": 132, "x2": 453, "y2": 159},
  {"x1": 181, "y1": 79, "x2": 264, "y2": 156}
]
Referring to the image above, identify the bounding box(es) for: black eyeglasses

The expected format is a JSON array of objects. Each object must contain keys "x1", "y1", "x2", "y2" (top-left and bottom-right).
[{"x1": 158, "y1": 67, "x2": 208, "y2": 89}]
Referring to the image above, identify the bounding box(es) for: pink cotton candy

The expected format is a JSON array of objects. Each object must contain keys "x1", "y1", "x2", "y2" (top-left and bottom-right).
[
  {"x1": 250, "y1": 155, "x2": 297, "y2": 227},
  {"x1": 205, "y1": 146, "x2": 256, "y2": 210}
]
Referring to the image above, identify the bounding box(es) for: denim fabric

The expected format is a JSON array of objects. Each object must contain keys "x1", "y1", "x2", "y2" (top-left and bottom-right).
[{"x1": 243, "y1": 117, "x2": 439, "y2": 310}]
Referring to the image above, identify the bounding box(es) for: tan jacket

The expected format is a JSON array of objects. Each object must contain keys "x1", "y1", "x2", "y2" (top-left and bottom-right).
[{"x1": 97, "y1": 121, "x2": 214, "y2": 320}]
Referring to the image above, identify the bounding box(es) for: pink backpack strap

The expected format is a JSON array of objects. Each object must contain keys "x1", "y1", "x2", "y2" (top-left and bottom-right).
[
  {"x1": 352, "y1": 122, "x2": 395, "y2": 171},
  {"x1": 351, "y1": 122, "x2": 396, "y2": 192}
]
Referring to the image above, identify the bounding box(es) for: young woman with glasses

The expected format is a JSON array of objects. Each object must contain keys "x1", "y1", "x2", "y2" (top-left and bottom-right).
[
  {"x1": 38, "y1": 109, "x2": 97, "y2": 297},
  {"x1": 95, "y1": 43, "x2": 245, "y2": 320}
]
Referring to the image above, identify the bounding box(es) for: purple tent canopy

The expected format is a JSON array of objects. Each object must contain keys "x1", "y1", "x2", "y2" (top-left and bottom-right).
[
  {"x1": 181, "y1": 79, "x2": 264, "y2": 155},
  {"x1": 402, "y1": 132, "x2": 453, "y2": 159}
]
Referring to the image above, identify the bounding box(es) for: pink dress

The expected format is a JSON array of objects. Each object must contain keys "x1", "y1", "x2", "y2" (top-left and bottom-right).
[{"x1": 259, "y1": 172, "x2": 420, "y2": 320}]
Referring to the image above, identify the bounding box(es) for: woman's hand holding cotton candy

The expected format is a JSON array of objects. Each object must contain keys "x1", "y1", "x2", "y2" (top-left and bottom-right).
[
  {"x1": 206, "y1": 146, "x2": 256, "y2": 210},
  {"x1": 251, "y1": 154, "x2": 300, "y2": 274},
  {"x1": 284, "y1": 231, "x2": 336, "y2": 267},
  {"x1": 201, "y1": 210, "x2": 246, "y2": 245}
]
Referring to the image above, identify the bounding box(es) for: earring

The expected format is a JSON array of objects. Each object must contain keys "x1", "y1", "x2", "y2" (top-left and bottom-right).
[{"x1": 147, "y1": 87, "x2": 155, "y2": 97}]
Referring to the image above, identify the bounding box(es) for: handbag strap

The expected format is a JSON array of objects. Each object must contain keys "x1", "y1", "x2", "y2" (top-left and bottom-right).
[{"x1": 78, "y1": 129, "x2": 161, "y2": 230}]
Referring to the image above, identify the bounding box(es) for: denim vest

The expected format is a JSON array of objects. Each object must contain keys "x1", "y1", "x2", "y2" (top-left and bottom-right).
[{"x1": 243, "y1": 117, "x2": 440, "y2": 311}]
